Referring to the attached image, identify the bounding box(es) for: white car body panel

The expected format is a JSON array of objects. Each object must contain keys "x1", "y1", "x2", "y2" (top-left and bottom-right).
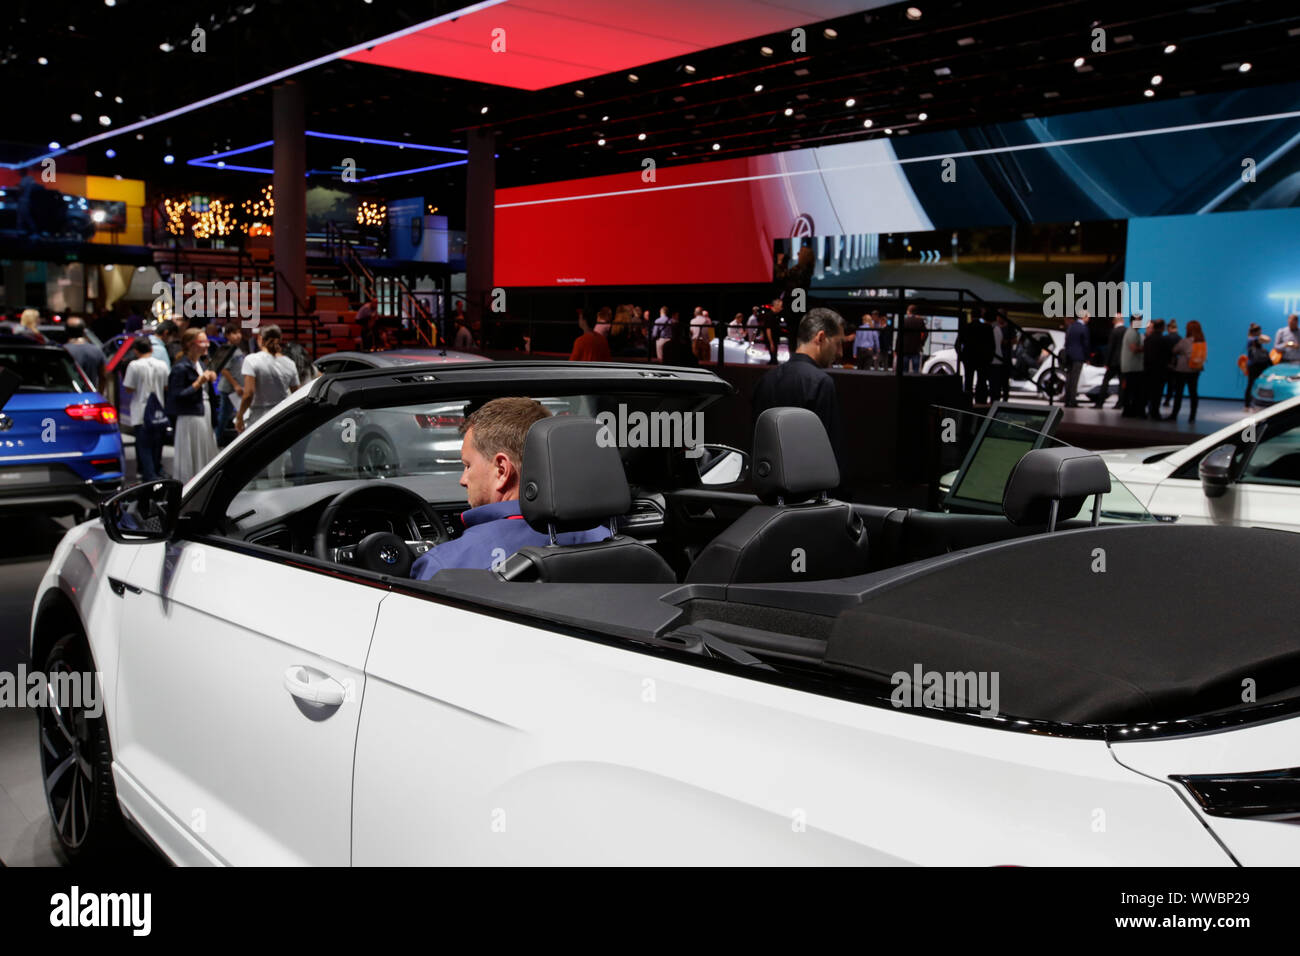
[
  {"x1": 1111, "y1": 714, "x2": 1300, "y2": 866},
  {"x1": 110, "y1": 538, "x2": 383, "y2": 865},
  {"x1": 351, "y1": 593, "x2": 1229, "y2": 866},
  {"x1": 1099, "y1": 396, "x2": 1300, "y2": 531}
]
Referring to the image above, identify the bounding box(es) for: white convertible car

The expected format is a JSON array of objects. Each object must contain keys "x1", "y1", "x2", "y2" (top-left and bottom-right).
[
  {"x1": 30, "y1": 362, "x2": 1300, "y2": 865},
  {"x1": 1100, "y1": 395, "x2": 1300, "y2": 531}
]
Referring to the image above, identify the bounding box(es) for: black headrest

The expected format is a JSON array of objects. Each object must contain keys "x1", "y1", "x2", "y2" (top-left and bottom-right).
[
  {"x1": 1003, "y1": 447, "x2": 1112, "y2": 527},
  {"x1": 752, "y1": 407, "x2": 840, "y2": 504},
  {"x1": 520, "y1": 416, "x2": 631, "y2": 532}
]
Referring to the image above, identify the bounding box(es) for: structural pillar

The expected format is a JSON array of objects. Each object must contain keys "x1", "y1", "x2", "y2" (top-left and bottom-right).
[
  {"x1": 273, "y1": 81, "x2": 307, "y2": 316},
  {"x1": 466, "y1": 126, "x2": 496, "y2": 331}
]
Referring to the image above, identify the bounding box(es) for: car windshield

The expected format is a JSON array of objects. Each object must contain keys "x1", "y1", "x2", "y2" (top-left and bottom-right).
[
  {"x1": 0, "y1": 348, "x2": 89, "y2": 393},
  {"x1": 932, "y1": 404, "x2": 1155, "y2": 523}
]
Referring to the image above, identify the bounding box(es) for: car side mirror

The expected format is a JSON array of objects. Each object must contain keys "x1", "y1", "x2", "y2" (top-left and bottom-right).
[
  {"x1": 101, "y1": 479, "x2": 183, "y2": 542},
  {"x1": 1198, "y1": 444, "x2": 1235, "y2": 499},
  {"x1": 695, "y1": 444, "x2": 750, "y2": 486}
]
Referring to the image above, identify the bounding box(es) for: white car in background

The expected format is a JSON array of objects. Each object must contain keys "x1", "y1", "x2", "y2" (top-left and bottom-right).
[
  {"x1": 1099, "y1": 396, "x2": 1300, "y2": 531},
  {"x1": 923, "y1": 328, "x2": 1108, "y2": 402}
]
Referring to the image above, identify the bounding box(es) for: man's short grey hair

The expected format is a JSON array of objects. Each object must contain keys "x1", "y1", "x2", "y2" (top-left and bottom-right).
[{"x1": 797, "y1": 307, "x2": 845, "y2": 345}]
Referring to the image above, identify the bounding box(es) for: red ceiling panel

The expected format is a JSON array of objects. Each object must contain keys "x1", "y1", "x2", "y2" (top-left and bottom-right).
[{"x1": 344, "y1": 0, "x2": 888, "y2": 90}]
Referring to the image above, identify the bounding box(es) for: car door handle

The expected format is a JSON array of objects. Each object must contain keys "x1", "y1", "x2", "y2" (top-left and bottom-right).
[
  {"x1": 108, "y1": 576, "x2": 142, "y2": 596},
  {"x1": 283, "y1": 666, "x2": 346, "y2": 707}
]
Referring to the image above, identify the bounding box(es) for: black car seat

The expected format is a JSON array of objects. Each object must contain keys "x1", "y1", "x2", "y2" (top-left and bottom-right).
[
  {"x1": 497, "y1": 416, "x2": 678, "y2": 583},
  {"x1": 1001, "y1": 446, "x2": 1113, "y2": 530},
  {"x1": 685, "y1": 407, "x2": 869, "y2": 584}
]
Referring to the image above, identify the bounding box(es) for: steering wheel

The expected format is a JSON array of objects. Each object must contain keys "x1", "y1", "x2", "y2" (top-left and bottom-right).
[{"x1": 313, "y1": 482, "x2": 449, "y2": 576}]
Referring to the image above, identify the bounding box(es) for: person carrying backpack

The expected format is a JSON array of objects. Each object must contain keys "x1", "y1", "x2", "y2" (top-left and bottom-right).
[{"x1": 1169, "y1": 320, "x2": 1206, "y2": 423}]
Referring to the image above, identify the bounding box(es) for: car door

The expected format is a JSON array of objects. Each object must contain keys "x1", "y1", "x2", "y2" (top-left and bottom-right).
[
  {"x1": 1147, "y1": 409, "x2": 1300, "y2": 532},
  {"x1": 112, "y1": 536, "x2": 385, "y2": 865}
]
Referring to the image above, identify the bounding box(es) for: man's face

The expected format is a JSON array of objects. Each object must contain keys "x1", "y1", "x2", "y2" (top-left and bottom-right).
[
  {"x1": 459, "y1": 427, "x2": 513, "y2": 508},
  {"x1": 228, "y1": 329, "x2": 243, "y2": 346}
]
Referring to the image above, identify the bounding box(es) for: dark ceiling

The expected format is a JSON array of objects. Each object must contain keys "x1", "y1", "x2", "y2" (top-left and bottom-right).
[{"x1": 4, "y1": 0, "x2": 1299, "y2": 227}]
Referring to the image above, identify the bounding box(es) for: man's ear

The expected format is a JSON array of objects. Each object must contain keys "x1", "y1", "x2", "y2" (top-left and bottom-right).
[{"x1": 493, "y1": 451, "x2": 517, "y2": 491}]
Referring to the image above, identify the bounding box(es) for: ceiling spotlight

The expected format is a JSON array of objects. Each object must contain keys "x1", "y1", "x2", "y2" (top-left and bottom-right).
[
  {"x1": 48, "y1": 141, "x2": 60, "y2": 150},
  {"x1": 637, "y1": 132, "x2": 646, "y2": 141},
  {"x1": 105, "y1": 148, "x2": 116, "y2": 158},
  {"x1": 480, "y1": 106, "x2": 489, "y2": 114},
  {"x1": 683, "y1": 64, "x2": 696, "y2": 74},
  {"x1": 574, "y1": 89, "x2": 585, "y2": 97},
  {"x1": 37, "y1": 56, "x2": 49, "y2": 65},
  {"x1": 906, "y1": 6, "x2": 922, "y2": 19},
  {"x1": 135, "y1": 133, "x2": 144, "y2": 140},
  {"x1": 712, "y1": 143, "x2": 721, "y2": 150},
  {"x1": 94, "y1": 90, "x2": 103, "y2": 98},
  {"x1": 627, "y1": 73, "x2": 639, "y2": 83},
  {"x1": 1164, "y1": 44, "x2": 1177, "y2": 54},
  {"x1": 98, "y1": 115, "x2": 111, "y2": 126},
  {"x1": 105, "y1": 0, "x2": 115, "y2": 5},
  {"x1": 70, "y1": 112, "x2": 82, "y2": 122},
  {"x1": 784, "y1": 107, "x2": 794, "y2": 116},
  {"x1": 884, "y1": 128, "x2": 893, "y2": 135},
  {"x1": 601, "y1": 115, "x2": 609, "y2": 121},
  {"x1": 1143, "y1": 88, "x2": 1154, "y2": 97},
  {"x1": 918, "y1": 112, "x2": 928, "y2": 121},
  {"x1": 159, "y1": 42, "x2": 175, "y2": 52},
  {"x1": 163, "y1": 154, "x2": 175, "y2": 164},
  {"x1": 845, "y1": 97, "x2": 856, "y2": 107},
  {"x1": 760, "y1": 46, "x2": 774, "y2": 57},
  {"x1": 597, "y1": 138, "x2": 606, "y2": 146},
  {"x1": 863, "y1": 118, "x2": 873, "y2": 128},
  {"x1": 823, "y1": 28, "x2": 838, "y2": 39},
  {"x1": 754, "y1": 84, "x2": 763, "y2": 92},
  {"x1": 1073, "y1": 56, "x2": 1085, "y2": 68},
  {"x1": 217, "y1": 161, "x2": 226, "y2": 167},
  {"x1": 1239, "y1": 62, "x2": 1252, "y2": 72},
  {"x1": 114, "y1": 95, "x2": 123, "y2": 103},
  {"x1": 1151, "y1": 74, "x2": 1163, "y2": 85}
]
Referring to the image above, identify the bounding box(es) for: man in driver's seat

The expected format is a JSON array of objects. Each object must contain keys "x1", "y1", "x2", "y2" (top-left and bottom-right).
[{"x1": 411, "y1": 397, "x2": 610, "y2": 580}]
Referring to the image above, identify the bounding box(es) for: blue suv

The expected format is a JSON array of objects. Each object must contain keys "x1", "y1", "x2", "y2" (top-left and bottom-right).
[{"x1": 0, "y1": 328, "x2": 124, "y2": 521}]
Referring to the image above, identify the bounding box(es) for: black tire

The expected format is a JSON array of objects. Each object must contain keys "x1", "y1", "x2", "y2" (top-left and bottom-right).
[
  {"x1": 39, "y1": 633, "x2": 130, "y2": 864},
  {"x1": 928, "y1": 362, "x2": 955, "y2": 375},
  {"x1": 357, "y1": 435, "x2": 398, "y2": 476}
]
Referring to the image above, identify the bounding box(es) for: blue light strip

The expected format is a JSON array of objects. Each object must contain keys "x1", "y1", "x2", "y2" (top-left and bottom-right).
[
  {"x1": 358, "y1": 159, "x2": 468, "y2": 182},
  {"x1": 184, "y1": 131, "x2": 465, "y2": 179},
  {"x1": 305, "y1": 131, "x2": 467, "y2": 154}
]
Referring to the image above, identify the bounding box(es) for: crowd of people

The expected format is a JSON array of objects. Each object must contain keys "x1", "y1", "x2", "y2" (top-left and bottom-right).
[{"x1": 4, "y1": 304, "x2": 312, "y2": 484}]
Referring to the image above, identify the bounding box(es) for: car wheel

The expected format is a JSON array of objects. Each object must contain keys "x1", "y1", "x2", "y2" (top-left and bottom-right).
[
  {"x1": 358, "y1": 435, "x2": 399, "y2": 476},
  {"x1": 39, "y1": 633, "x2": 130, "y2": 863},
  {"x1": 1039, "y1": 368, "x2": 1066, "y2": 399},
  {"x1": 928, "y1": 363, "x2": 955, "y2": 375}
]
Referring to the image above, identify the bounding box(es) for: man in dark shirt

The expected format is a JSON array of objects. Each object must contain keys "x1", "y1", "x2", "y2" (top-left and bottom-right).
[
  {"x1": 899, "y1": 305, "x2": 928, "y2": 372},
  {"x1": 1162, "y1": 319, "x2": 1182, "y2": 408},
  {"x1": 63, "y1": 317, "x2": 105, "y2": 390},
  {"x1": 758, "y1": 295, "x2": 785, "y2": 364},
  {"x1": 1094, "y1": 313, "x2": 1127, "y2": 408},
  {"x1": 1142, "y1": 318, "x2": 1173, "y2": 420},
  {"x1": 752, "y1": 308, "x2": 846, "y2": 470},
  {"x1": 1062, "y1": 313, "x2": 1091, "y2": 407}
]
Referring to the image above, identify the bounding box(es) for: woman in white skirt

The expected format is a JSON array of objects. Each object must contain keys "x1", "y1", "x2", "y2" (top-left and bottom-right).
[{"x1": 166, "y1": 328, "x2": 219, "y2": 484}]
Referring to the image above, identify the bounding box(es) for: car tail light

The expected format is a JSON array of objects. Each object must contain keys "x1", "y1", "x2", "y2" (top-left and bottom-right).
[
  {"x1": 1173, "y1": 767, "x2": 1300, "y2": 822},
  {"x1": 65, "y1": 403, "x2": 118, "y2": 425},
  {"x1": 414, "y1": 413, "x2": 463, "y2": 428},
  {"x1": 90, "y1": 458, "x2": 121, "y2": 472}
]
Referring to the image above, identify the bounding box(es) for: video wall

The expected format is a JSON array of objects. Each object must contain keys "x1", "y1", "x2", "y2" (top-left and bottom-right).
[{"x1": 495, "y1": 79, "x2": 1300, "y2": 290}]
